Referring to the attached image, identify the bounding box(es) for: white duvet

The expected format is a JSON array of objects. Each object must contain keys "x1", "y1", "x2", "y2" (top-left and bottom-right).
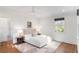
[{"x1": 24, "y1": 35, "x2": 51, "y2": 48}]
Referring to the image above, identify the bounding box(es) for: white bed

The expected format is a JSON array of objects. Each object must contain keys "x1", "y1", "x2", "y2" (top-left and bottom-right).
[{"x1": 24, "y1": 35, "x2": 51, "y2": 48}]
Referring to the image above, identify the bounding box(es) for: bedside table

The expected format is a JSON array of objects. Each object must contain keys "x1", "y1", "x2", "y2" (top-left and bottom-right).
[{"x1": 16, "y1": 36, "x2": 25, "y2": 44}]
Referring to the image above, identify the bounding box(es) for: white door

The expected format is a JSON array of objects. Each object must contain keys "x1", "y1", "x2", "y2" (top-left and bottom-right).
[{"x1": 0, "y1": 18, "x2": 9, "y2": 42}]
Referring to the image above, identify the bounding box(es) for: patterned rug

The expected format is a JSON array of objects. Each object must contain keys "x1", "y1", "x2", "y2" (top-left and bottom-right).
[{"x1": 15, "y1": 40, "x2": 61, "y2": 53}]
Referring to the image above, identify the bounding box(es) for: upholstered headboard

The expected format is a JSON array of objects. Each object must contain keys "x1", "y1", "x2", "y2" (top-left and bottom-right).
[{"x1": 23, "y1": 28, "x2": 37, "y2": 35}]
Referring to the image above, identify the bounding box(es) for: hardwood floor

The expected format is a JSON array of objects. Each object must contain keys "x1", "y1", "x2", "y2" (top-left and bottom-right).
[
  {"x1": 0, "y1": 41, "x2": 20, "y2": 53},
  {"x1": 54, "y1": 42, "x2": 77, "y2": 53},
  {"x1": 0, "y1": 41, "x2": 77, "y2": 53}
]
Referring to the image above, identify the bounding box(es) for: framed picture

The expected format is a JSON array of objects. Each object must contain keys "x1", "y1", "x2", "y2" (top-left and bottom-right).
[{"x1": 27, "y1": 21, "x2": 32, "y2": 28}]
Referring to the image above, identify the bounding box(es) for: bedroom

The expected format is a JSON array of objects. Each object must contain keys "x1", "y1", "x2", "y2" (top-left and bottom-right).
[{"x1": 0, "y1": 6, "x2": 77, "y2": 53}]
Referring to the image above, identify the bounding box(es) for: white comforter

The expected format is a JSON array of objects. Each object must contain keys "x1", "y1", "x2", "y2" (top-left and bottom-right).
[{"x1": 24, "y1": 35, "x2": 51, "y2": 48}]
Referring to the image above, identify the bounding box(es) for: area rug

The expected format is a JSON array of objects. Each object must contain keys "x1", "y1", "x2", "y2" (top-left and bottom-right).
[{"x1": 15, "y1": 40, "x2": 61, "y2": 53}]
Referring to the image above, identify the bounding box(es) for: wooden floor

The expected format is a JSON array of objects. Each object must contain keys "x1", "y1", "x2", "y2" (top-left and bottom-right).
[
  {"x1": 55, "y1": 42, "x2": 77, "y2": 53},
  {"x1": 0, "y1": 41, "x2": 77, "y2": 53},
  {"x1": 0, "y1": 41, "x2": 20, "y2": 53}
]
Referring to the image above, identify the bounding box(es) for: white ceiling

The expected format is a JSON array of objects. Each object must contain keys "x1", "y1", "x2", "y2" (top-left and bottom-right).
[{"x1": 0, "y1": 6, "x2": 78, "y2": 18}]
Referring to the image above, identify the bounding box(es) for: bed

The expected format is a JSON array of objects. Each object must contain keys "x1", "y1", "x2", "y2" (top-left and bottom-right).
[{"x1": 24, "y1": 34, "x2": 51, "y2": 48}]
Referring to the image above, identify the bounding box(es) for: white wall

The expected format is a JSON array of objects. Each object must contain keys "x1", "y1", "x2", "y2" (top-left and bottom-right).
[
  {"x1": 39, "y1": 12, "x2": 77, "y2": 45},
  {"x1": 23, "y1": 11, "x2": 77, "y2": 45},
  {"x1": 9, "y1": 17, "x2": 54, "y2": 42},
  {"x1": 64, "y1": 13, "x2": 77, "y2": 44},
  {"x1": 39, "y1": 17, "x2": 54, "y2": 38},
  {"x1": 10, "y1": 17, "x2": 40, "y2": 39}
]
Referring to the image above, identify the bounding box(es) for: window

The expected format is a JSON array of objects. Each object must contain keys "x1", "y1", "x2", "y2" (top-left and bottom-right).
[{"x1": 54, "y1": 18, "x2": 64, "y2": 32}]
